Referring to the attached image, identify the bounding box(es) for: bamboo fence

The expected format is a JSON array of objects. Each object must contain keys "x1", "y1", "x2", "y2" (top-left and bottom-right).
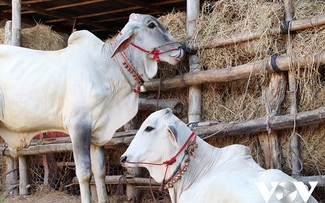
[{"x1": 1, "y1": 0, "x2": 325, "y2": 202}]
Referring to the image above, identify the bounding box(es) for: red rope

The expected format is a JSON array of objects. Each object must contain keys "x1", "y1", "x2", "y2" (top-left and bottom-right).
[
  {"x1": 124, "y1": 132, "x2": 196, "y2": 190},
  {"x1": 111, "y1": 39, "x2": 143, "y2": 92}
]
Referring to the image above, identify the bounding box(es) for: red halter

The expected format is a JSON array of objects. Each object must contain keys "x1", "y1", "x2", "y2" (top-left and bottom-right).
[
  {"x1": 119, "y1": 31, "x2": 183, "y2": 63},
  {"x1": 111, "y1": 39, "x2": 143, "y2": 93},
  {"x1": 130, "y1": 42, "x2": 182, "y2": 63},
  {"x1": 124, "y1": 132, "x2": 197, "y2": 190}
]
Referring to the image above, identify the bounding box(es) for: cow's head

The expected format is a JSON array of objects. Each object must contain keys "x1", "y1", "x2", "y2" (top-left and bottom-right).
[
  {"x1": 120, "y1": 108, "x2": 192, "y2": 183},
  {"x1": 111, "y1": 13, "x2": 185, "y2": 80}
]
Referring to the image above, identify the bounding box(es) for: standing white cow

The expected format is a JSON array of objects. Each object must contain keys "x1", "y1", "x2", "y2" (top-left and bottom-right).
[
  {"x1": 0, "y1": 14, "x2": 184, "y2": 203},
  {"x1": 121, "y1": 109, "x2": 318, "y2": 203}
]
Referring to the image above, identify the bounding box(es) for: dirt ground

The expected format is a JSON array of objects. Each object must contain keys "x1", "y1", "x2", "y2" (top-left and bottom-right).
[
  {"x1": 0, "y1": 187, "x2": 80, "y2": 203},
  {"x1": 0, "y1": 193, "x2": 80, "y2": 203}
]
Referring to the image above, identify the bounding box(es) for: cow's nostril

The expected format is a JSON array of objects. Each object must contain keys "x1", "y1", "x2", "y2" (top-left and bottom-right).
[
  {"x1": 179, "y1": 43, "x2": 187, "y2": 52},
  {"x1": 120, "y1": 156, "x2": 127, "y2": 164}
]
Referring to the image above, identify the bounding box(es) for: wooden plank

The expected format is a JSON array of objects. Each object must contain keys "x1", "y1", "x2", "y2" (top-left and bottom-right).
[
  {"x1": 142, "y1": 51, "x2": 325, "y2": 91},
  {"x1": 116, "y1": 0, "x2": 166, "y2": 13},
  {"x1": 46, "y1": 0, "x2": 106, "y2": 11},
  {"x1": 75, "y1": 1, "x2": 185, "y2": 19},
  {"x1": 96, "y1": 11, "x2": 161, "y2": 23},
  {"x1": 0, "y1": 0, "x2": 111, "y2": 31},
  {"x1": 22, "y1": 0, "x2": 52, "y2": 4},
  {"x1": 75, "y1": 6, "x2": 141, "y2": 19}
]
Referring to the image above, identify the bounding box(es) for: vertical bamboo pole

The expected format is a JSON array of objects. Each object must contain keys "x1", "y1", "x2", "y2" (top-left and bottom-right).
[
  {"x1": 187, "y1": 0, "x2": 201, "y2": 123},
  {"x1": 284, "y1": 0, "x2": 301, "y2": 176},
  {"x1": 259, "y1": 75, "x2": 285, "y2": 169},
  {"x1": 11, "y1": 0, "x2": 21, "y2": 46},
  {"x1": 4, "y1": 21, "x2": 19, "y2": 195},
  {"x1": 257, "y1": 1, "x2": 291, "y2": 170},
  {"x1": 18, "y1": 157, "x2": 29, "y2": 195},
  {"x1": 125, "y1": 120, "x2": 142, "y2": 202},
  {"x1": 12, "y1": 0, "x2": 29, "y2": 194}
]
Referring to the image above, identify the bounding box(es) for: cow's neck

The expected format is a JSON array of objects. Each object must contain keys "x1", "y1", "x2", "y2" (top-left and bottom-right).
[
  {"x1": 108, "y1": 43, "x2": 149, "y2": 92},
  {"x1": 168, "y1": 136, "x2": 220, "y2": 201},
  {"x1": 102, "y1": 43, "x2": 141, "y2": 93}
]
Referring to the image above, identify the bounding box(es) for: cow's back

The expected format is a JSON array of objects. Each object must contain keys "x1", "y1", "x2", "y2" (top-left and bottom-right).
[
  {"x1": 0, "y1": 44, "x2": 67, "y2": 130},
  {"x1": 0, "y1": 30, "x2": 106, "y2": 138}
]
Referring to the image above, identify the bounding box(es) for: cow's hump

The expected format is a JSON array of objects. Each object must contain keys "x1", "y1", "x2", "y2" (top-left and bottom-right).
[{"x1": 68, "y1": 30, "x2": 103, "y2": 47}]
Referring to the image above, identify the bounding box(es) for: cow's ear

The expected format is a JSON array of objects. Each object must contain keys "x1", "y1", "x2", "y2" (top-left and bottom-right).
[
  {"x1": 167, "y1": 125, "x2": 179, "y2": 148},
  {"x1": 111, "y1": 30, "x2": 134, "y2": 57}
]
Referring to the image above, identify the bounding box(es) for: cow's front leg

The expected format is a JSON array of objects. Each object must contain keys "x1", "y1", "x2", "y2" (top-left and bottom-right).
[
  {"x1": 68, "y1": 122, "x2": 92, "y2": 203},
  {"x1": 91, "y1": 144, "x2": 108, "y2": 203}
]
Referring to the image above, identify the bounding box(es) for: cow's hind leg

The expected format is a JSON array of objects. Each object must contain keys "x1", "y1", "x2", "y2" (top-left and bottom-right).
[
  {"x1": 68, "y1": 122, "x2": 92, "y2": 203},
  {"x1": 91, "y1": 145, "x2": 108, "y2": 203}
]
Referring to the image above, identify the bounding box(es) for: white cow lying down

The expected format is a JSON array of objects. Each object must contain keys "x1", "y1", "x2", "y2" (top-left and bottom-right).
[
  {"x1": 0, "y1": 14, "x2": 184, "y2": 203},
  {"x1": 121, "y1": 109, "x2": 317, "y2": 203}
]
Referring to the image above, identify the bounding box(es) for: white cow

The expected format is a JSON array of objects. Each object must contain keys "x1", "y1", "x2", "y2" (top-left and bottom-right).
[
  {"x1": 121, "y1": 109, "x2": 318, "y2": 203},
  {"x1": 0, "y1": 14, "x2": 184, "y2": 203}
]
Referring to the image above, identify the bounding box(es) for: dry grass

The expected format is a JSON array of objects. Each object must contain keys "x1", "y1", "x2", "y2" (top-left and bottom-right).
[
  {"x1": 281, "y1": 125, "x2": 325, "y2": 175},
  {"x1": 0, "y1": 185, "x2": 80, "y2": 203},
  {"x1": 0, "y1": 23, "x2": 67, "y2": 50},
  {"x1": 156, "y1": 0, "x2": 325, "y2": 177},
  {"x1": 0, "y1": 0, "x2": 324, "y2": 200}
]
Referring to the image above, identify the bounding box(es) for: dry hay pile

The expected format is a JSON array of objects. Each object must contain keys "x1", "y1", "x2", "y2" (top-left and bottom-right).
[
  {"x1": 156, "y1": 0, "x2": 325, "y2": 175},
  {"x1": 0, "y1": 23, "x2": 67, "y2": 50},
  {"x1": 0, "y1": 185, "x2": 80, "y2": 203}
]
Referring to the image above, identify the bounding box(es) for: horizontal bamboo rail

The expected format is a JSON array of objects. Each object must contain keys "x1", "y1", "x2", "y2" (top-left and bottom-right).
[
  {"x1": 295, "y1": 175, "x2": 325, "y2": 187},
  {"x1": 139, "y1": 98, "x2": 183, "y2": 114},
  {"x1": 188, "y1": 14, "x2": 325, "y2": 50},
  {"x1": 71, "y1": 175, "x2": 325, "y2": 188},
  {"x1": 72, "y1": 175, "x2": 160, "y2": 186},
  {"x1": 1, "y1": 107, "x2": 324, "y2": 156},
  {"x1": 197, "y1": 107, "x2": 325, "y2": 139},
  {"x1": 142, "y1": 51, "x2": 325, "y2": 91}
]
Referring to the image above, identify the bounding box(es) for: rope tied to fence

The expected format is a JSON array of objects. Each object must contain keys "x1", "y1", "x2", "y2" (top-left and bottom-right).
[
  {"x1": 280, "y1": 20, "x2": 291, "y2": 34},
  {"x1": 2, "y1": 143, "x2": 8, "y2": 156},
  {"x1": 270, "y1": 54, "x2": 283, "y2": 73}
]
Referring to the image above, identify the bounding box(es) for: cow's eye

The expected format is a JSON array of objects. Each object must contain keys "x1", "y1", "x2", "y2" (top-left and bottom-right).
[
  {"x1": 148, "y1": 22, "x2": 156, "y2": 29},
  {"x1": 145, "y1": 126, "x2": 155, "y2": 132}
]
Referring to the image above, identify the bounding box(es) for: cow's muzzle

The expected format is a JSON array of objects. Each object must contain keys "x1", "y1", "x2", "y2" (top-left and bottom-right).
[{"x1": 120, "y1": 156, "x2": 127, "y2": 164}]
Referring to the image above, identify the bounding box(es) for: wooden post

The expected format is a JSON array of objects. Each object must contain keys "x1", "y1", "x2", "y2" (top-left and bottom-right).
[
  {"x1": 5, "y1": 157, "x2": 19, "y2": 195},
  {"x1": 11, "y1": 0, "x2": 21, "y2": 46},
  {"x1": 284, "y1": 0, "x2": 301, "y2": 176},
  {"x1": 4, "y1": 20, "x2": 19, "y2": 196},
  {"x1": 124, "y1": 120, "x2": 142, "y2": 203},
  {"x1": 11, "y1": 0, "x2": 29, "y2": 195},
  {"x1": 259, "y1": 74, "x2": 285, "y2": 169},
  {"x1": 18, "y1": 156, "x2": 29, "y2": 195},
  {"x1": 187, "y1": 0, "x2": 201, "y2": 123},
  {"x1": 4, "y1": 21, "x2": 12, "y2": 45}
]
